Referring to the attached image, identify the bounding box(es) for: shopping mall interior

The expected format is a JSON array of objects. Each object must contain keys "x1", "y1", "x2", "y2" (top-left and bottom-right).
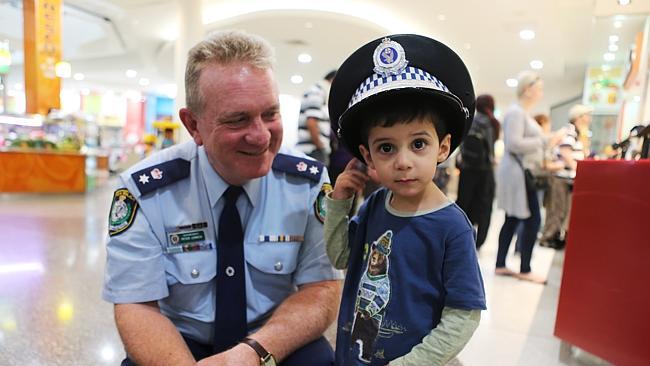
[{"x1": 1, "y1": 0, "x2": 649, "y2": 365}]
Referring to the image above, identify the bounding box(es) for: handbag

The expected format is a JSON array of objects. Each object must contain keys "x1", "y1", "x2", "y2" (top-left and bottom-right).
[{"x1": 510, "y1": 153, "x2": 536, "y2": 193}]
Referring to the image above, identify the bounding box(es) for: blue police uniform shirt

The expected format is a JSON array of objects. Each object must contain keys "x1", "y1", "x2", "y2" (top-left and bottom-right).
[
  {"x1": 103, "y1": 141, "x2": 343, "y2": 344},
  {"x1": 336, "y1": 188, "x2": 486, "y2": 365}
]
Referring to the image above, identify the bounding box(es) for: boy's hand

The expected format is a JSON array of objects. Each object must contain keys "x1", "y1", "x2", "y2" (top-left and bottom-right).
[{"x1": 332, "y1": 158, "x2": 370, "y2": 200}]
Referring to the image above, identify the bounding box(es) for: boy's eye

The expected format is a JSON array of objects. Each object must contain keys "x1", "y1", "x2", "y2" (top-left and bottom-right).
[
  {"x1": 379, "y1": 144, "x2": 393, "y2": 153},
  {"x1": 412, "y1": 139, "x2": 427, "y2": 150}
]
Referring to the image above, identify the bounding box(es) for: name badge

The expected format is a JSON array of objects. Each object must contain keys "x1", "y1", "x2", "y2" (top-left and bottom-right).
[{"x1": 166, "y1": 222, "x2": 212, "y2": 254}]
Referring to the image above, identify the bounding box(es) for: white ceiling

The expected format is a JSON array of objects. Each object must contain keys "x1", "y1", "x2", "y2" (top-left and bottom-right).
[{"x1": 1, "y1": 0, "x2": 650, "y2": 114}]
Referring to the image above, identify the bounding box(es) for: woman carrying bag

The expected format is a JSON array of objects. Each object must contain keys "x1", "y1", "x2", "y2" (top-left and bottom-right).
[{"x1": 494, "y1": 71, "x2": 563, "y2": 284}]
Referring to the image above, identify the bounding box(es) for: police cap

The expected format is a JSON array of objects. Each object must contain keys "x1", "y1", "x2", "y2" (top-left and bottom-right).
[{"x1": 328, "y1": 34, "x2": 475, "y2": 161}]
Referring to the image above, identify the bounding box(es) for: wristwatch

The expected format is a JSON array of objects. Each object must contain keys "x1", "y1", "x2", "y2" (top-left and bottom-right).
[{"x1": 241, "y1": 337, "x2": 277, "y2": 366}]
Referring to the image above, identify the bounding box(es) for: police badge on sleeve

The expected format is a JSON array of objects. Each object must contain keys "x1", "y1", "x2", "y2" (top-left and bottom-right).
[
  {"x1": 108, "y1": 188, "x2": 139, "y2": 236},
  {"x1": 314, "y1": 183, "x2": 333, "y2": 224}
]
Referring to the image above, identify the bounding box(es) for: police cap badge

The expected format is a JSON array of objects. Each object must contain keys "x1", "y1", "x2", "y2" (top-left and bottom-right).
[{"x1": 328, "y1": 34, "x2": 475, "y2": 161}]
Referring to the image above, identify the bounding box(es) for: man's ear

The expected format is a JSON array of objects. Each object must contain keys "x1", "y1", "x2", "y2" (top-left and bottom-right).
[
  {"x1": 437, "y1": 134, "x2": 452, "y2": 163},
  {"x1": 179, "y1": 108, "x2": 203, "y2": 146},
  {"x1": 358, "y1": 144, "x2": 375, "y2": 170}
]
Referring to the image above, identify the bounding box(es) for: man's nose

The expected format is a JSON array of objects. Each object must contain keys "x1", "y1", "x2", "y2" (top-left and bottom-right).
[{"x1": 244, "y1": 117, "x2": 271, "y2": 146}]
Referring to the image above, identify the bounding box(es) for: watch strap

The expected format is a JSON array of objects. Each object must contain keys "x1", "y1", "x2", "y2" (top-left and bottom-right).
[{"x1": 241, "y1": 337, "x2": 276, "y2": 365}]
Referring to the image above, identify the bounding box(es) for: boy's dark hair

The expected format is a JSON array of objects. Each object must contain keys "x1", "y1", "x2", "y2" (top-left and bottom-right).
[{"x1": 357, "y1": 92, "x2": 449, "y2": 149}]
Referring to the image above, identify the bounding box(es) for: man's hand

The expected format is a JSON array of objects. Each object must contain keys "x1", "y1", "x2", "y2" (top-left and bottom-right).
[
  {"x1": 197, "y1": 343, "x2": 259, "y2": 366},
  {"x1": 332, "y1": 159, "x2": 370, "y2": 200}
]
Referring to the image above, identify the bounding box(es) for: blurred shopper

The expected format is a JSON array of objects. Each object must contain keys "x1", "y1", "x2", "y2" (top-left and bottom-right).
[
  {"x1": 495, "y1": 71, "x2": 562, "y2": 284},
  {"x1": 103, "y1": 31, "x2": 342, "y2": 366},
  {"x1": 160, "y1": 127, "x2": 175, "y2": 149},
  {"x1": 296, "y1": 70, "x2": 336, "y2": 165},
  {"x1": 456, "y1": 94, "x2": 499, "y2": 250},
  {"x1": 539, "y1": 104, "x2": 593, "y2": 249}
]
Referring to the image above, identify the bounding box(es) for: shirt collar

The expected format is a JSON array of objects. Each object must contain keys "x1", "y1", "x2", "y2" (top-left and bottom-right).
[{"x1": 198, "y1": 146, "x2": 261, "y2": 208}]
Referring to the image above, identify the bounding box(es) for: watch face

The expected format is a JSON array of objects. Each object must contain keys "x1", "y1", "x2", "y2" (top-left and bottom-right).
[{"x1": 262, "y1": 354, "x2": 277, "y2": 366}]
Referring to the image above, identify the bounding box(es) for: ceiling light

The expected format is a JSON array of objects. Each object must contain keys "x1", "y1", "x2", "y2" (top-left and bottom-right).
[
  {"x1": 633, "y1": 95, "x2": 641, "y2": 102},
  {"x1": 73, "y1": 73, "x2": 84, "y2": 81},
  {"x1": 614, "y1": 21, "x2": 623, "y2": 28},
  {"x1": 506, "y1": 78, "x2": 518, "y2": 87},
  {"x1": 125, "y1": 69, "x2": 137, "y2": 78},
  {"x1": 530, "y1": 60, "x2": 544, "y2": 70},
  {"x1": 609, "y1": 35, "x2": 619, "y2": 43},
  {"x1": 617, "y1": 0, "x2": 631, "y2": 5},
  {"x1": 604, "y1": 53, "x2": 616, "y2": 62},
  {"x1": 298, "y1": 53, "x2": 312, "y2": 63},
  {"x1": 609, "y1": 44, "x2": 619, "y2": 52},
  {"x1": 55, "y1": 61, "x2": 71, "y2": 78},
  {"x1": 519, "y1": 29, "x2": 535, "y2": 40},
  {"x1": 437, "y1": 14, "x2": 446, "y2": 21},
  {"x1": 464, "y1": 43, "x2": 471, "y2": 50},
  {"x1": 139, "y1": 78, "x2": 150, "y2": 86},
  {"x1": 290, "y1": 75, "x2": 303, "y2": 84}
]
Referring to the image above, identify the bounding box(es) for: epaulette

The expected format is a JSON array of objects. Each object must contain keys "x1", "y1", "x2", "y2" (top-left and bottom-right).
[
  {"x1": 130, "y1": 158, "x2": 191, "y2": 196},
  {"x1": 272, "y1": 153, "x2": 324, "y2": 182}
]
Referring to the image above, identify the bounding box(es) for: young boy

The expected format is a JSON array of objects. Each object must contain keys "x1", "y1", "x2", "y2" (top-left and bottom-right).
[{"x1": 325, "y1": 35, "x2": 486, "y2": 365}]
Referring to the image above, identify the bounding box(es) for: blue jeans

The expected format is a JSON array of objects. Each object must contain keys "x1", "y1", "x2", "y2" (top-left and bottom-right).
[
  {"x1": 121, "y1": 335, "x2": 334, "y2": 366},
  {"x1": 496, "y1": 182, "x2": 541, "y2": 273}
]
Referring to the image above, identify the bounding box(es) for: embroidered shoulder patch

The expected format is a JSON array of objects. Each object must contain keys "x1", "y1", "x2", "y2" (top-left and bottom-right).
[
  {"x1": 272, "y1": 153, "x2": 324, "y2": 182},
  {"x1": 109, "y1": 188, "x2": 138, "y2": 236},
  {"x1": 314, "y1": 183, "x2": 333, "y2": 224},
  {"x1": 130, "y1": 158, "x2": 191, "y2": 196}
]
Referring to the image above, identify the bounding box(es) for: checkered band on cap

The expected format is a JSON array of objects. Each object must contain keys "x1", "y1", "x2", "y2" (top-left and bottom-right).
[{"x1": 348, "y1": 66, "x2": 452, "y2": 108}]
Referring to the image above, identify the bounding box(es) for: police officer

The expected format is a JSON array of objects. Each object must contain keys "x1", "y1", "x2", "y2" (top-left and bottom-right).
[{"x1": 103, "y1": 30, "x2": 343, "y2": 366}]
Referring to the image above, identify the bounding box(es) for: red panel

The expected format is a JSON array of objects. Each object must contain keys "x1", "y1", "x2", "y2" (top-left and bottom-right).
[{"x1": 555, "y1": 160, "x2": 650, "y2": 365}]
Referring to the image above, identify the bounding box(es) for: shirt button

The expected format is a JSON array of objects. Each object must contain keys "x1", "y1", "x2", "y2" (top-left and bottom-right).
[
  {"x1": 274, "y1": 262, "x2": 283, "y2": 271},
  {"x1": 226, "y1": 266, "x2": 235, "y2": 277},
  {"x1": 191, "y1": 269, "x2": 199, "y2": 278}
]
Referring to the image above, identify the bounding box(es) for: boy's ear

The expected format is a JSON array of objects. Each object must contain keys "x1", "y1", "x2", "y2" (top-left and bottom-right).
[
  {"x1": 437, "y1": 134, "x2": 452, "y2": 163},
  {"x1": 358, "y1": 144, "x2": 375, "y2": 169}
]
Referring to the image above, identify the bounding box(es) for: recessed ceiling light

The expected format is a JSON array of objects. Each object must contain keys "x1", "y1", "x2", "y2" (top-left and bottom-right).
[
  {"x1": 519, "y1": 29, "x2": 535, "y2": 40},
  {"x1": 617, "y1": 0, "x2": 631, "y2": 6},
  {"x1": 139, "y1": 78, "x2": 150, "y2": 86},
  {"x1": 633, "y1": 95, "x2": 641, "y2": 102},
  {"x1": 609, "y1": 35, "x2": 619, "y2": 43},
  {"x1": 437, "y1": 14, "x2": 446, "y2": 21},
  {"x1": 506, "y1": 78, "x2": 518, "y2": 87},
  {"x1": 604, "y1": 53, "x2": 616, "y2": 62},
  {"x1": 126, "y1": 69, "x2": 137, "y2": 78},
  {"x1": 609, "y1": 44, "x2": 619, "y2": 52},
  {"x1": 530, "y1": 60, "x2": 544, "y2": 70},
  {"x1": 614, "y1": 20, "x2": 623, "y2": 28},
  {"x1": 298, "y1": 53, "x2": 312, "y2": 63},
  {"x1": 73, "y1": 73, "x2": 84, "y2": 81},
  {"x1": 290, "y1": 75, "x2": 303, "y2": 84}
]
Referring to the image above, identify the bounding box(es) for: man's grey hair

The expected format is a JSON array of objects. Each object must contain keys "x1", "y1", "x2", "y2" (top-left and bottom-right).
[{"x1": 185, "y1": 30, "x2": 276, "y2": 115}]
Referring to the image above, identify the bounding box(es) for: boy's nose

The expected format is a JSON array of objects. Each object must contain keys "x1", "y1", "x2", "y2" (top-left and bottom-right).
[{"x1": 394, "y1": 151, "x2": 412, "y2": 170}]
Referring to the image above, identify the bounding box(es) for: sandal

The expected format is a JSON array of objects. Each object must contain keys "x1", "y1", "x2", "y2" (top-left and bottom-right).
[
  {"x1": 495, "y1": 267, "x2": 516, "y2": 276},
  {"x1": 515, "y1": 272, "x2": 547, "y2": 285}
]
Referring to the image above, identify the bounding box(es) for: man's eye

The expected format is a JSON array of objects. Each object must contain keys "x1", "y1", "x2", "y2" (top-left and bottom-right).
[
  {"x1": 262, "y1": 111, "x2": 280, "y2": 121},
  {"x1": 413, "y1": 139, "x2": 427, "y2": 150}
]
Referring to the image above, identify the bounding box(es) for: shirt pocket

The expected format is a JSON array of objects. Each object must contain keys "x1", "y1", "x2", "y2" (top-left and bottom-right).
[
  {"x1": 244, "y1": 241, "x2": 301, "y2": 275},
  {"x1": 164, "y1": 250, "x2": 216, "y2": 285}
]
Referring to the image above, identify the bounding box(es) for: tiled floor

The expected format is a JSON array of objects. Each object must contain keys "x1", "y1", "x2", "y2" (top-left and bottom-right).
[{"x1": 0, "y1": 179, "x2": 610, "y2": 365}]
